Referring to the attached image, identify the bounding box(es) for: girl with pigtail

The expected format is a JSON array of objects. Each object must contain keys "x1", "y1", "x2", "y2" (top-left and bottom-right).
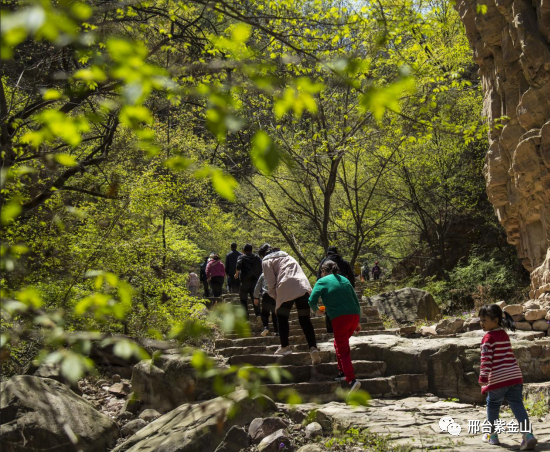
[{"x1": 478, "y1": 304, "x2": 537, "y2": 450}]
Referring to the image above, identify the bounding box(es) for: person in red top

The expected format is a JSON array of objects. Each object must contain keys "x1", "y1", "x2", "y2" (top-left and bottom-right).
[
  {"x1": 206, "y1": 253, "x2": 225, "y2": 297},
  {"x1": 478, "y1": 304, "x2": 537, "y2": 450}
]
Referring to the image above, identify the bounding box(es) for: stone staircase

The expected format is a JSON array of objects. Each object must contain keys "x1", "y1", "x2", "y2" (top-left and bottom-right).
[{"x1": 214, "y1": 290, "x2": 429, "y2": 403}]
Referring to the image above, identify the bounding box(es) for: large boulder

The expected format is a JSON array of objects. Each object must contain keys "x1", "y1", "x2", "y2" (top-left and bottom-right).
[
  {"x1": 258, "y1": 429, "x2": 292, "y2": 452},
  {"x1": 131, "y1": 354, "x2": 220, "y2": 412},
  {"x1": 318, "y1": 334, "x2": 550, "y2": 404},
  {"x1": 214, "y1": 426, "x2": 250, "y2": 452},
  {"x1": 113, "y1": 390, "x2": 276, "y2": 452},
  {"x1": 363, "y1": 288, "x2": 440, "y2": 323},
  {"x1": 0, "y1": 376, "x2": 119, "y2": 452},
  {"x1": 249, "y1": 417, "x2": 288, "y2": 443},
  {"x1": 435, "y1": 317, "x2": 465, "y2": 335}
]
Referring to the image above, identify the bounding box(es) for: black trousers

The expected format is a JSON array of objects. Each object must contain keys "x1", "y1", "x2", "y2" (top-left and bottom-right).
[
  {"x1": 227, "y1": 275, "x2": 240, "y2": 293},
  {"x1": 261, "y1": 293, "x2": 278, "y2": 332},
  {"x1": 240, "y1": 277, "x2": 261, "y2": 318},
  {"x1": 373, "y1": 274, "x2": 380, "y2": 280},
  {"x1": 276, "y1": 292, "x2": 316, "y2": 348},
  {"x1": 325, "y1": 314, "x2": 333, "y2": 333},
  {"x1": 210, "y1": 276, "x2": 224, "y2": 297},
  {"x1": 202, "y1": 280, "x2": 210, "y2": 297}
]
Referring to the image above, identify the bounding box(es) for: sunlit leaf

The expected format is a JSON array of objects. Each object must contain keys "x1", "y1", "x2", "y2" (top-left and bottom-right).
[
  {"x1": 1, "y1": 201, "x2": 22, "y2": 225},
  {"x1": 55, "y1": 154, "x2": 78, "y2": 167},
  {"x1": 251, "y1": 130, "x2": 279, "y2": 175}
]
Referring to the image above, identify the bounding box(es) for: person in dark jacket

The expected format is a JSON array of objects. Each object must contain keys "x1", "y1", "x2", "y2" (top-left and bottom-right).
[
  {"x1": 317, "y1": 246, "x2": 356, "y2": 286},
  {"x1": 317, "y1": 246, "x2": 356, "y2": 334},
  {"x1": 235, "y1": 244, "x2": 262, "y2": 325},
  {"x1": 199, "y1": 256, "x2": 210, "y2": 297},
  {"x1": 372, "y1": 261, "x2": 381, "y2": 280},
  {"x1": 225, "y1": 242, "x2": 241, "y2": 293}
]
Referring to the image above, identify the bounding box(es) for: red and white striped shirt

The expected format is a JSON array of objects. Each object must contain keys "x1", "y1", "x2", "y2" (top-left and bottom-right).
[{"x1": 479, "y1": 328, "x2": 523, "y2": 393}]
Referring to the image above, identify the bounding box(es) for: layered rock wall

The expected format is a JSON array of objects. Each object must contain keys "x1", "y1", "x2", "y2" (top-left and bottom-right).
[{"x1": 455, "y1": 0, "x2": 550, "y2": 299}]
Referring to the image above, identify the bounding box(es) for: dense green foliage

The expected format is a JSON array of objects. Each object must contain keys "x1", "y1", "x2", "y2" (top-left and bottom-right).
[{"x1": 0, "y1": 0, "x2": 527, "y2": 381}]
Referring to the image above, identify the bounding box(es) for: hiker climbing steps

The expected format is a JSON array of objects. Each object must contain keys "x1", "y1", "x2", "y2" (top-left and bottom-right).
[{"x1": 215, "y1": 291, "x2": 428, "y2": 402}]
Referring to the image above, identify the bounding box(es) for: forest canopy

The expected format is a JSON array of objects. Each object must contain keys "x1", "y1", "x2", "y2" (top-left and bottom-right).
[{"x1": 0, "y1": 0, "x2": 526, "y2": 380}]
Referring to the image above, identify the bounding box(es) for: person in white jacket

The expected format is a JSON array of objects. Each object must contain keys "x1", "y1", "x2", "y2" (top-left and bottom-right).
[{"x1": 259, "y1": 243, "x2": 320, "y2": 365}]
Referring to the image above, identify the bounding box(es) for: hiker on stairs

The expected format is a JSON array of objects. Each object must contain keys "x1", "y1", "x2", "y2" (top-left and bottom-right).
[
  {"x1": 235, "y1": 244, "x2": 263, "y2": 325},
  {"x1": 225, "y1": 242, "x2": 241, "y2": 293},
  {"x1": 200, "y1": 256, "x2": 210, "y2": 297},
  {"x1": 206, "y1": 253, "x2": 225, "y2": 297},
  {"x1": 309, "y1": 260, "x2": 362, "y2": 393},
  {"x1": 316, "y1": 246, "x2": 355, "y2": 334},
  {"x1": 259, "y1": 243, "x2": 321, "y2": 366},
  {"x1": 372, "y1": 261, "x2": 382, "y2": 280},
  {"x1": 253, "y1": 270, "x2": 279, "y2": 337}
]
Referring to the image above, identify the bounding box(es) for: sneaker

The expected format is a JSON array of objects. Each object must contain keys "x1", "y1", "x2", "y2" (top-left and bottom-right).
[
  {"x1": 261, "y1": 327, "x2": 269, "y2": 337},
  {"x1": 334, "y1": 372, "x2": 346, "y2": 382},
  {"x1": 349, "y1": 380, "x2": 361, "y2": 393},
  {"x1": 274, "y1": 346, "x2": 292, "y2": 356},
  {"x1": 274, "y1": 332, "x2": 279, "y2": 336},
  {"x1": 310, "y1": 347, "x2": 321, "y2": 365},
  {"x1": 520, "y1": 433, "x2": 538, "y2": 451},
  {"x1": 482, "y1": 433, "x2": 500, "y2": 445},
  {"x1": 256, "y1": 316, "x2": 263, "y2": 327}
]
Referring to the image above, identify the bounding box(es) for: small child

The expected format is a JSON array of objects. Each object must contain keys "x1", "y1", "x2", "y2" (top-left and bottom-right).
[{"x1": 478, "y1": 304, "x2": 537, "y2": 450}]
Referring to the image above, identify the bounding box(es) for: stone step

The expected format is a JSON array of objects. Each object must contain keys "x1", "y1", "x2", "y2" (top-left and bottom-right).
[
  {"x1": 217, "y1": 332, "x2": 338, "y2": 353},
  {"x1": 262, "y1": 373, "x2": 428, "y2": 402},
  {"x1": 247, "y1": 314, "x2": 382, "y2": 324},
  {"x1": 243, "y1": 315, "x2": 382, "y2": 328},
  {"x1": 221, "y1": 322, "x2": 385, "y2": 341},
  {"x1": 243, "y1": 360, "x2": 386, "y2": 383},
  {"x1": 228, "y1": 351, "x2": 333, "y2": 367}
]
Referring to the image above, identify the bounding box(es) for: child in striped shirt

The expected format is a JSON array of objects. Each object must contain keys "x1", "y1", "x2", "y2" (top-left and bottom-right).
[{"x1": 478, "y1": 304, "x2": 537, "y2": 450}]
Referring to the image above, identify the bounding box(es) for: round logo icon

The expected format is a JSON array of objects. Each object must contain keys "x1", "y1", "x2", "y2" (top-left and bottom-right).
[
  {"x1": 439, "y1": 416, "x2": 454, "y2": 432},
  {"x1": 447, "y1": 422, "x2": 462, "y2": 436}
]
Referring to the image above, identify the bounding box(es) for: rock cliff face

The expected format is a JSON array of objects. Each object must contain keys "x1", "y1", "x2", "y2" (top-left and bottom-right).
[{"x1": 454, "y1": 0, "x2": 550, "y2": 299}]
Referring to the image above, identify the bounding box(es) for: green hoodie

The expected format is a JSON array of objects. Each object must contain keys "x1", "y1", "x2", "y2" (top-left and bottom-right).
[{"x1": 308, "y1": 273, "x2": 361, "y2": 320}]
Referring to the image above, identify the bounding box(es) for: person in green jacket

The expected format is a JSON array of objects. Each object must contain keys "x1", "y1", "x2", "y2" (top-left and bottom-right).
[{"x1": 309, "y1": 260, "x2": 362, "y2": 392}]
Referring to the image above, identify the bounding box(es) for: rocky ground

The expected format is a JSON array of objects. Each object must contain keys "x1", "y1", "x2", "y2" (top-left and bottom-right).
[{"x1": 3, "y1": 283, "x2": 550, "y2": 451}]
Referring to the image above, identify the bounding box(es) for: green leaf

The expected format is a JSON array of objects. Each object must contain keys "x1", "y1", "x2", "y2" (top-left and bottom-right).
[
  {"x1": 211, "y1": 169, "x2": 238, "y2": 201},
  {"x1": 113, "y1": 339, "x2": 134, "y2": 360},
  {"x1": 1, "y1": 201, "x2": 22, "y2": 225},
  {"x1": 55, "y1": 154, "x2": 78, "y2": 167},
  {"x1": 120, "y1": 105, "x2": 153, "y2": 128},
  {"x1": 165, "y1": 156, "x2": 191, "y2": 171},
  {"x1": 476, "y1": 4, "x2": 488, "y2": 14},
  {"x1": 231, "y1": 23, "x2": 251, "y2": 43},
  {"x1": 250, "y1": 130, "x2": 279, "y2": 175},
  {"x1": 43, "y1": 89, "x2": 63, "y2": 100},
  {"x1": 60, "y1": 352, "x2": 92, "y2": 383},
  {"x1": 17, "y1": 288, "x2": 43, "y2": 308},
  {"x1": 361, "y1": 76, "x2": 415, "y2": 122}
]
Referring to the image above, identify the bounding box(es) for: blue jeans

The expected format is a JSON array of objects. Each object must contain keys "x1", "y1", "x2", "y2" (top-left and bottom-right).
[{"x1": 487, "y1": 384, "x2": 530, "y2": 433}]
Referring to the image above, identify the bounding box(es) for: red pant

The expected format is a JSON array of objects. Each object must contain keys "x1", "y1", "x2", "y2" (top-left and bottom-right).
[{"x1": 332, "y1": 314, "x2": 360, "y2": 383}]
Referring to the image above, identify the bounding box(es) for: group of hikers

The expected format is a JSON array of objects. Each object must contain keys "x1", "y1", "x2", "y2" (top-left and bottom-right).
[
  {"x1": 187, "y1": 243, "x2": 364, "y2": 392},
  {"x1": 185, "y1": 243, "x2": 539, "y2": 450}
]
